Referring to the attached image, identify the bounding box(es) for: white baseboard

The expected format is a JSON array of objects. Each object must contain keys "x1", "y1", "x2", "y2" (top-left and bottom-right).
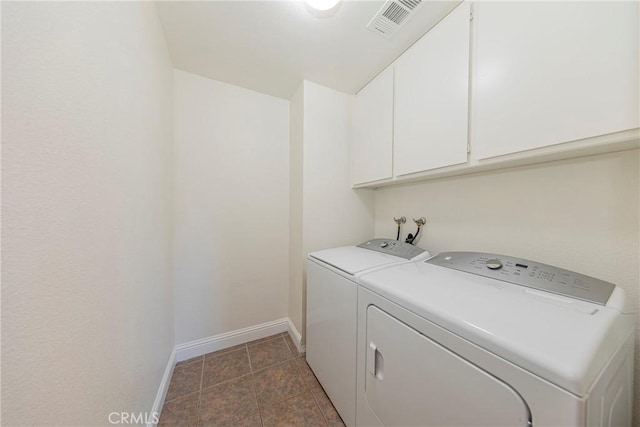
[
  {"x1": 174, "y1": 318, "x2": 289, "y2": 362},
  {"x1": 148, "y1": 347, "x2": 176, "y2": 427},
  {"x1": 287, "y1": 318, "x2": 306, "y2": 354}
]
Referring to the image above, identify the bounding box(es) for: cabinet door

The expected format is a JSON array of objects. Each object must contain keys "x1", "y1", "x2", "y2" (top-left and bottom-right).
[
  {"x1": 394, "y1": 2, "x2": 471, "y2": 176},
  {"x1": 473, "y1": 2, "x2": 640, "y2": 160},
  {"x1": 351, "y1": 67, "x2": 394, "y2": 186}
]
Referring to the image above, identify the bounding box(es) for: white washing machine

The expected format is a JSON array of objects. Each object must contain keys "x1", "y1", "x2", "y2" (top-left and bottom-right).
[
  {"x1": 306, "y1": 239, "x2": 430, "y2": 427},
  {"x1": 356, "y1": 252, "x2": 636, "y2": 427}
]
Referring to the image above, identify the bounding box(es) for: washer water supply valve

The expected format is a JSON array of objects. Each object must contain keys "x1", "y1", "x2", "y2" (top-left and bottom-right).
[
  {"x1": 393, "y1": 216, "x2": 406, "y2": 241},
  {"x1": 405, "y1": 217, "x2": 426, "y2": 245}
]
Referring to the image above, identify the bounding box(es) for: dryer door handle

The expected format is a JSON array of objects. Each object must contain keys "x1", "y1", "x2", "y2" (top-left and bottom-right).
[{"x1": 368, "y1": 342, "x2": 384, "y2": 380}]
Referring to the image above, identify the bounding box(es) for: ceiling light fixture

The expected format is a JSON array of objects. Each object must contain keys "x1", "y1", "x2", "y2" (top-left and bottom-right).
[{"x1": 304, "y1": 0, "x2": 341, "y2": 12}]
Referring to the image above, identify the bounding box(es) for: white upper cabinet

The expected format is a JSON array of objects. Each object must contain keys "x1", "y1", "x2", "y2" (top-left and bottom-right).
[
  {"x1": 351, "y1": 67, "x2": 394, "y2": 186},
  {"x1": 350, "y1": 0, "x2": 638, "y2": 188},
  {"x1": 393, "y1": 2, "x2": 471, "y2": 176},
  {"x1": 472, "y1": 1, "x2": 640, "y2": 160}
]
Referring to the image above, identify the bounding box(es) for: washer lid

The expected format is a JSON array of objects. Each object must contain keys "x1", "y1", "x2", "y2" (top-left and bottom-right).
[
  {"x1": 309, "y1": 240, "x2": 426, "y2": 276},
  {"x1": 358, "y1": 260, "x2": 634, "y2": 397}
]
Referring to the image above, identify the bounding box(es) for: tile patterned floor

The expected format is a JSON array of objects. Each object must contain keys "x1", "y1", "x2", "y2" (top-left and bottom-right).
[{"x1": 159, "y1": 333, "x2": 345, "y2": 427}]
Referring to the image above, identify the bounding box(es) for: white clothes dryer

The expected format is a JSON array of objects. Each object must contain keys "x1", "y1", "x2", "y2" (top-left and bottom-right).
[
  {"x1": 356, "y1": 252, "x2": 635, "y2": 427},
  {"x1": 306, "y1": 239, "x2": 430, "y2": 426}
]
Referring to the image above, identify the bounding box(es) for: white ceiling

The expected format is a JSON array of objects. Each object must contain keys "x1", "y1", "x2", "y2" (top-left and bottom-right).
[{"x1": 155, "y1": 0, "x2": 460, "y2": 99}]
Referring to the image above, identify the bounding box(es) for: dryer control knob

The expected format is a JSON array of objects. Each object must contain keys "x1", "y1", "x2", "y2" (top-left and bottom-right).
[
  {"x1": 380, "y1": 242, "x2": 389, "y2": 248},
  {"x1": 486, "y1": 259, "x2": 503, "y2": 270}
]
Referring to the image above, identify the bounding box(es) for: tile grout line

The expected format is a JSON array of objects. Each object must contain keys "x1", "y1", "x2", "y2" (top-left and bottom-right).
[
  {"x1": 207, "y1": 345, "x2": 248, "y2": 361},
  {"x1": 295, "y1": 353, "x2": 339, "y2": 426},
  {"x1": 255, "y1": 388, "x2": 265, "y2": 427},
  {"x1": 309, "y1": 390, "x2": 330, "y2": 426},
  {"x1": 242, "y1": 343, "x2": 264, "y2": 426},
  {"x1": 261, "y1": 389, "x2": 309, "y2": 410},
  {"x1": 282, "y1": 332, "x2": 301, "y2": 358},
  {"x1": 247, "y1": 333, "x2": 283, "y2": 348},
  {"x1": 161, "y1": 356, "x2": 205, "y2": 406},
  {"x1": 246, "y1": 343, "x2": 265, "y2": 427},
  {"x1": 261, "y1": 388, "x2": 328, "y2": 426},
  {"x1": 252, "y1": 335, "x2": 298, "y2": 425},
  {"x1": 253, "y1": 348, "x2": 320, "y2": 417},
  {"x1": 196, "y1": 356, "x2": 205, "y2": 427},
  {"x1": 248, "y1": 335, "x2": 295, "y2": 375},
  {"x1": 197, "y1": 344, "x2": 252, "y2": 391},
  {"x1": 251, "y1": 354, "x2": 295, "y2": 376},
  {"x1": 200, "y1": 372, "x2": 255, "y2": 394},
  {"x1": 245, "y1": 341, "x2": 263, "y2": 425},
  {"x1": 175, "y1": 356, "x2": 204, "y2": 368},
  {"x1": 281, "y1": 333, "x2": 292, "y2": 354},
  {"x1": 258, "y1": 389, "x2": 309, "y2": 414},
  {"x1": 162, "y1": 389, "x2": 200, "y2": 405},
  {"x1": 281, "y1": 335, "x2": 292, "y2": 359},
  {"x1": 291, "y1": 354, "x2": 329, "y2": 426},
  {"x1": 246, "y1": 343, "x2": 253, "y2": 373},
  {"x1": 199, "y1": 356, "x2": 205, "y2": 391}
]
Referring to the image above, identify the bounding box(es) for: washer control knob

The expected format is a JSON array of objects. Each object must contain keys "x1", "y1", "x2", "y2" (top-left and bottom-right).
[
  {"x1": 486, "y1": 259, "x2": 503, "y2": 270},
  {"x1": 380, "y1": 242, "x2": 389, "y2": 248}
]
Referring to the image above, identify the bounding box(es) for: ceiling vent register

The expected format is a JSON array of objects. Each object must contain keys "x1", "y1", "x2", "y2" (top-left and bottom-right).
[{"x1": 366, "y1": 0, "x2": 424, "y2": 39}]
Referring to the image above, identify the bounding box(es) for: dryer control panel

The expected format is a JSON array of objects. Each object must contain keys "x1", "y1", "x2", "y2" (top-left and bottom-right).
[
  {"x1": 357, "y1": 239, "x2": 425, "y2": 260},
  {"x1": 426, "y1": 252, "x2": 615, "y2": 305}
]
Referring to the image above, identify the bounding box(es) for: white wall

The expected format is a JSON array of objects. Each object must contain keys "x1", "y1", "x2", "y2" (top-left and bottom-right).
[
  {"x1": 289, "y1": 84, "x2": 305, "y2": 335},
  {"x1": 173, "y1": 70, "x2": 290, "y2": 345},
  {"x1": 302, "y1": 82, "x2": 375, "y2": 256},
  {"x1": 374, "y1": 150, "x2": 640, "y2": 424},
  {"x1": 2, "y1": 2, "x2": 174, "y2": 425},
  {"x1": 288, "y1": 81, "x2": 375, "y2": 339}
]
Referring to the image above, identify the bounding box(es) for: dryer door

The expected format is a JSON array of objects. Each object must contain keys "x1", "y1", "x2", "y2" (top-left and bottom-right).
[{"x1": 365, "y1": 305, "x2": 531, "y2": 426}]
